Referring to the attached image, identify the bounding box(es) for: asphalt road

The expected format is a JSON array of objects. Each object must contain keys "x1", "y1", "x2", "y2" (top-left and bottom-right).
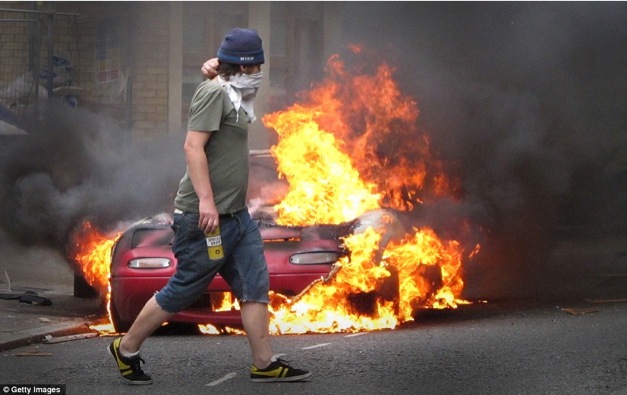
[{"x1": 1, "y1": 300, "x2": 626, "y2": 395}]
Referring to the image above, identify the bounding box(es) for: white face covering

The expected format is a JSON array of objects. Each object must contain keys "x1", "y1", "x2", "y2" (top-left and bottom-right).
[{"x1": 218, "y1": 71, "x2": 263, "y2": 123}]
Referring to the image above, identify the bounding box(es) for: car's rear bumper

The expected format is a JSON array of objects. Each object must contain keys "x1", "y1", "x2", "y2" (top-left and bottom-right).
[{"x1": 110, "y1": 272, "x2": 329, "y2": 326}]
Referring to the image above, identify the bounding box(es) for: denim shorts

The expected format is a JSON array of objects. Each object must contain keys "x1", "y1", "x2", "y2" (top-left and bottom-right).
[{"x1": 155, "y1": 209, "x2": 270, "y2": 313}]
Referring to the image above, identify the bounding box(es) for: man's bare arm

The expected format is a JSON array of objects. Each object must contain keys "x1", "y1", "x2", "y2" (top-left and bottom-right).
[{"x1": 183, "y1": 130, "x2": 219, "y2": 233}]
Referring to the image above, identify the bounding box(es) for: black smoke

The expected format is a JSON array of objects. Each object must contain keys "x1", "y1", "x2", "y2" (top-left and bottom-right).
[
  {"x1": 0, "y1": 100, "x2": 184, "y2": 254},
  {"x1": 340, "y1": 2, "x2": 627, "y2": 300}
]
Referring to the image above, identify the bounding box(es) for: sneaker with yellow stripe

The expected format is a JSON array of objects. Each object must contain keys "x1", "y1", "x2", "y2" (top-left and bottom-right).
[
  {"x1": 108, "y1": 337, "x2": 153, "y2": 385},
  {"x1": 250, "y1": 357, "x2": 311, "y2": 382}
]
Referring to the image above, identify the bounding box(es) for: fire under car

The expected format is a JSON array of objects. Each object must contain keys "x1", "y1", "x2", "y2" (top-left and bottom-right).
[{"x1": 108, "y1": 208, "x2": 404, "y2": 333}]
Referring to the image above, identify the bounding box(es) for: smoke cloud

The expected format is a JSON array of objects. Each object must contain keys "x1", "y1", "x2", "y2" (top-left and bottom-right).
[
  {"x1": 0, "y1": 100, "x2": 185, "y2": 254},
  {"x1": 341, "y1": 2, "x2": 627, "y2": 300}
]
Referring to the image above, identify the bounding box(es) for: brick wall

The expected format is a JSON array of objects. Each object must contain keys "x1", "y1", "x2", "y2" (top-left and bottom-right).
[
  {"x1": 0, "y1": 2, "x2": 173, "y2": 140},
  {"x1": 0, "y1": 3, "x2": 44, "y2": 112},
  {"x1": 0, "y1": 2, "x2": 128, "y2": 121},
  {"x1": 129, "y1": 2, "x2": 171, "y2": 140}
]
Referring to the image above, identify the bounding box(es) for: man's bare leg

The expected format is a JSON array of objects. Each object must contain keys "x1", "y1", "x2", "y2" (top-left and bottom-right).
[
  {"x1": 119, "y1": 295, "x2": 173, "y2": 355},
  {"x1": 240, "y1": 301, "x2": 273, "y2": 368}
]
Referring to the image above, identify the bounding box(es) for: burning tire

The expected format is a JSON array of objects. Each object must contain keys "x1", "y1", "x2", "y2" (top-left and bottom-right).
[{"x1": 342, "y1": 209, "x2": 406, "y2": 319}]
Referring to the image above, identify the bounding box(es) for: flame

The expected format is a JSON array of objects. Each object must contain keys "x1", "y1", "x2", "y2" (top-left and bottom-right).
[
  {"x1": 384, "y1": 227, "x2": 466, "y2": 316},
  {"x1": 198, "y1": 324, "x2": 245, "y2": 336},
  {"x1": 266, "y1": 106, "x2": 381, "y2": 225},
  {"x1": 69, "y1": 221, "x2": 120, "y2": 334},
  {"x1": 210, "y1": 291, "x2": 240, "y2": 312},
  {"x1": 70, "y1": 221, "x2": 117, "y2": 296},
  {"x1": 262, "y1": 52, "x2": 476, "y2": 333},
  {"x1": 264, "y1": 54, "x2": 457, "y2": 226},
  {"x1": 198, "y1": 324, "x2": 222, "y2": 335},
  {"x1": 269, "y1": 228, "x2": 399, "y2": 334}
]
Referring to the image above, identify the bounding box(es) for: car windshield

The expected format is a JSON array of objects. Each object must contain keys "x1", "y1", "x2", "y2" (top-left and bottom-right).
[{"x1": 131, "y1": 227, "x2": 173, "y2": 248}]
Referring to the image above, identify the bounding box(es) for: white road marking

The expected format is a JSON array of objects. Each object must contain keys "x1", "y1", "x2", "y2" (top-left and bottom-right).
[
  {"x1": 302, "y1": 343, "x2": 332, "y2": 350},
  {"x1": 345, "y1": 332, "x2": 367, "y2": 338},
  {"x1": 205, "y1": 372, "x2": 237, "y2": 386}
]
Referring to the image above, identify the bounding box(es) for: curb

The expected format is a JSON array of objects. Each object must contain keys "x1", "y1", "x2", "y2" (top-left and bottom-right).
[{"x1": 0, "y1": 319, "x2": 95, "y2": 352}]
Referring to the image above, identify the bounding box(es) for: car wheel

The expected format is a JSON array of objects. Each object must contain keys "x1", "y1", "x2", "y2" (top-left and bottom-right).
[
  {"x1": 350, "y1": 209, "x2": 407, "y2": 271},
  {"x1": 109, "y1": 299, "x2": 132, "y2": 334}
]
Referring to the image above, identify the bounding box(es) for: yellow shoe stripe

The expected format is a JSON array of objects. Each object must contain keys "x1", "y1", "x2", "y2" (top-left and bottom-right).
[
  {"x1": 113, "y1": 338, "x2": 131, "y2": 372},
  {"x1": 252, "y1": 366, "x2": 291, "y2": 378}
]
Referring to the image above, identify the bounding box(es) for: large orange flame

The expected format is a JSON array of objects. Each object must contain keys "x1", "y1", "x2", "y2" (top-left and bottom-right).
[
  {"x1": 262, "y1": 51, "x2": 475, "y2": 333},
  {"x1": 264, "y1": 52, "x2": 457, "y2": 225},
  {"x1": 266, "y1": 105, "x2": 381, "y2": 225}
]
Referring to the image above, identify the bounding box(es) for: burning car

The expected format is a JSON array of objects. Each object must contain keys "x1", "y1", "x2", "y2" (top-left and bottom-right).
[
  {"x1": 77, "y1": 55, "x2": 475, "y2": 335},
  {"x1": 108, "y1": 209, "x2": 403, "y2": 333}
]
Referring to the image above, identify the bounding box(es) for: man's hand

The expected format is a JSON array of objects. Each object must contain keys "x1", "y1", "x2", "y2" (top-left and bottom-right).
[
  {"x1": 202, "y1": 58, "x2": 219, "y2": 79},
  {"x1": 198, "y1": 198, "x2": 220, "y2": 234}
]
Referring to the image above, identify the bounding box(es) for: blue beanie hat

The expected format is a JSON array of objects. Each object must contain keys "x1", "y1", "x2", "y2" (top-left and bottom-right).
[{"x1": 217, "y1": 28, "x2": 265, "y2": 65}]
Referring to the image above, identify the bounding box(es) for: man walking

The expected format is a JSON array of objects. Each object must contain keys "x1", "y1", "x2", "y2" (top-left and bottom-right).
[{"x1": 108, "y1": 27, "x2": 311, "y2": 385}]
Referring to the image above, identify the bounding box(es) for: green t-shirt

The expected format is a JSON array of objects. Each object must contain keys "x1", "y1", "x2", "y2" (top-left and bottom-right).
[{"x1": 174, "y1": 79, "x2": 250, "y2": 214}]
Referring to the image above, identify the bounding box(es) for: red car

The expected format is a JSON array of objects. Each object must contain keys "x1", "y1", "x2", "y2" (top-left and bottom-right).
[{"x1": 108, "y1": 211, "x2": 360, "y2": 333}]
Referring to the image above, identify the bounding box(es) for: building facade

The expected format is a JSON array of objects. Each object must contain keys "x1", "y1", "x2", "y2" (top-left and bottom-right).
[{"x1": 0, "y1": 1, "x2": 342, "y2": 148}]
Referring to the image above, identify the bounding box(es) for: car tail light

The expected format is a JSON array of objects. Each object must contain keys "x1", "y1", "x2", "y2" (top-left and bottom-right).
[
  {"x1": 289, "y1": 252, "x2": 339, "y2": 265},
  {"x1": 128, "y1": 258, "x2": 171, "y2": 269}
]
